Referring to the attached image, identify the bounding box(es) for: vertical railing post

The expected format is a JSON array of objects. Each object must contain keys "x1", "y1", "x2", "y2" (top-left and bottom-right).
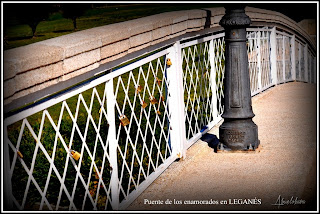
[
  {"x1": 290, "y1": 35, "x2": 296, "y2": 81},
  {"x1": 298, "y1": 42, "x2": 302, "y2": 81},
  {"x1": 256, "y1": 30, "x2": 262, "y2": 90},
  {"x1": 106, "y1": 78, "x2": 119, "y2": 210},
  {"x1": 166, "y1": 41, "x2": 187, "y2": 159},
  {"x1": 209, "y1": 39, "x2": 218, "y2": 123},
  {"x1": 270, "y1": 27, "x2": 278, "y2": 85},
  {"x1": 282, "y1": 36, "x2": 286, "y2": 82},
  {"x1": 219, "y1": 5, "x2": 259, "y2": 151},
  {"x1": 308, "y1": 52, "x2": 311, "y2": 83},
  {"x1": 304, "y1": 44, "x2": 309, "y2": 82},
  {"x1": 310, "y1": 56, "x2": 313, "y2": 83},
  {"x1": 309, "y1": 52, "x2": 312, "y2": 83},
  {"x1": 3, "y1": 121, "x2": 14, "y2": 210},
  {"x1": 313, "y1": 56, "x2": 317, "y2": 83}
]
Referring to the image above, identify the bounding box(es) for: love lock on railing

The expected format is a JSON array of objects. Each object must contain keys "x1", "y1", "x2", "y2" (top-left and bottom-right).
[{"x1": 70, "y1": 150, "x2": 81, "y2": 161}]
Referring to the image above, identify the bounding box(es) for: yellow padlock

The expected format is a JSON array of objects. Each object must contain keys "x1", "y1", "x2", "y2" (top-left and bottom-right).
[
  {"x1": 119, "y1": 115, "x2": 130, "y2": 126},
  {"x1": 136, "y1": 85, "x2": 143, "y2": 94},
  {"x1": 156, "y1": 77, "x2": 162, "y2": 86},
  {"x1": 159, "y1": 95, "x2": 165, "y2": 103},
  {"x1": 166, "y1": 58, "x2": 172, "y2": 66},
  {"x1": 17, "y1": 150, "x2": 23, "y2": 159},
  {"x1": 71, "y1": 150, "x2": 81, "y2": 161},
  {"x1": 149, "y1": 96, "x2": 158, "y2": 105},
  {"x1": 141, "y1": 100, "x2": 148, "y2": 109}
]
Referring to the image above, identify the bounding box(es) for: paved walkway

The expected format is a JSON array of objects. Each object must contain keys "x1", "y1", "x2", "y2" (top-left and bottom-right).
[{"x1": 127, "y1": 82, "x2": 318, "y2": 211}]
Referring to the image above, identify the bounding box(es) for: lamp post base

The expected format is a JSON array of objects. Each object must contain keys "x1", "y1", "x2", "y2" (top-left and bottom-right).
[{"x1": 219, "y1": 119, "x2": 259, "y2": 151}]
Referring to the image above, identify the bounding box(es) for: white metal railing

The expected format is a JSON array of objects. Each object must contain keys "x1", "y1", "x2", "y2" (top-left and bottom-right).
[
  {"x1": 3, "y1": 26, "x2": 316, "y2": 211},
  {"x1": 180, "y1": 32, "x2": 225, "y2": 147}
]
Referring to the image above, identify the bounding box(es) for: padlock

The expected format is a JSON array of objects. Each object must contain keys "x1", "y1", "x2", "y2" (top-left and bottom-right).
[
  {"x1": 166, "y1": 58, "x2": 172, "y2": 66},
  {"x1": 177, "y1": 152, "x2": 182, "y2": 158},
  {"x1": 99, "y1": 108, "x2": 102, "y2": 114},
  {"x1": 156, "y1": 77, "x2": 162, "y2": 86},
  {"x1": 136, "y1": 85, "x2": 143, "y2": 94},
  {"x1": 70, "y1": 150, "x2": 81, "y2": 161},
  {"x1": 119, "y1": 115, "x2": 130, "y2": 126},
  {"x1": 159, "y1": 95, "x2": 165, "y2": 103},
  {"x1": 141, "y1": 100, "x2": 148, "y2": 109},
  {"x1": 149, "y1": 96, "x2": 158, "y2": 105},
  {"x1": 156, "y1": 110, "x2": 161, "y2": 115},
  {"x1": 17, "y1": 150, "x2": 23, "y2": 159}
]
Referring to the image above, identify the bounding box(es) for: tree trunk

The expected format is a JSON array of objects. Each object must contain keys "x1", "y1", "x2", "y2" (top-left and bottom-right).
[
  {"x1": 30, "y1": 23, "x2": 37, "y2": 38},
  {"x1": 72, "y1": 17, "x2": 77, "y2": 30}
]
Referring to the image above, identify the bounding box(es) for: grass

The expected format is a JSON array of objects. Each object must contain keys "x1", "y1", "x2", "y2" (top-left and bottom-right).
[{"x1": 4, "y1": 3, "x2": 222, "y2": 50}]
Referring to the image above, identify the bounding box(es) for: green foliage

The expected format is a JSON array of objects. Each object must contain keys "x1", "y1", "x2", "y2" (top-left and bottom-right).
[{"x1": 47, "y1": 12, "x2": 64, "y2": 21}]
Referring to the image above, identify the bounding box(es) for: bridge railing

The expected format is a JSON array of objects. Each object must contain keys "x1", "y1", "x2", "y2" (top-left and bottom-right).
[{"x1": 3, "y1": 10, "x2": 316, "y2": 212}]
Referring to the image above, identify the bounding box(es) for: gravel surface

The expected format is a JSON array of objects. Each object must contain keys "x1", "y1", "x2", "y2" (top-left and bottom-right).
[{"x1": 127, "y1": 82, "x2": 318, "y2": 211}]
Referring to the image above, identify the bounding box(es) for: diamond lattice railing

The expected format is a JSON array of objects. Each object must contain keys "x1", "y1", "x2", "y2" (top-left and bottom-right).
[
  {"x1": 182, "y1": 43, "x2": 201, "y2": 140},
  {"x1": 295, "y1": 40, "x2": 301, "y2": 81},
  {"x1": 6, "y1": 82, "x2": 114, "y2": 211},
  {"x1": 212, "y1": 38, "x2": 225, "y2": 118},
  {"x1": 259, "y1": 30, "x2": 272, "y2": 88},
  {"x1": 277, "y1": 34, "x2": 294, "y2": 83},
  {"x1": 247, "y1": 30, "x2": 272, "y2": 93},
  {"x1": 182, "y1": 41, "x2": 206, "y2": 140},
  {"x1": 113, "y1": 56, "x2": 172, "y2": 202},
  {"x1": 247, "y1": 31, "x2": 259, "y2": 93},
  {"x1": 307, "y1": 50, "x2": 311, "y2": 82},
  {"x1": 308, "y1": 50, "x2": 313, "y2": 83},
  {"x1": 297, "y1": 41, "x2": 305, "y2": 82},
  {"x1": 276, "y1": 34, "x2": 285, "y2": 83},
  {"x1": 277, "y1": 34, "x2": 292, "y2": 82},
  {"x1": 284, "y1": 36, "x2": 292, "y2": 81},
  {"x1": 182, "y1": 37, "x2": 225, "y2": 141},
  {"x1": 300, "y1": 43, "x2": 305, "y2": 81}
]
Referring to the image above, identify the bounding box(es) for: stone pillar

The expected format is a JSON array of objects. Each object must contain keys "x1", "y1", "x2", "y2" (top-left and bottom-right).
[{"x1": 219, "y1": 5, "x2": 259, "y2": 150}]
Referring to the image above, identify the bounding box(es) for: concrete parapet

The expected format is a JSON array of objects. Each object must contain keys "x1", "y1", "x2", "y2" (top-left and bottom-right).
[
  {"x1": 205, "y1": 7, "x2": 225, "y2": 28},
  {"x1": 4, "y1": 43, "x2": 64, "y2": 80},
  {"x1": 3, "y1": 9, "x2": 206, "y2": 107},
  {"x1": 298, "y1": 19, "x2": 316, "y2": 44},
  {"x1": 245, "y1": 7, "x2": 316, "y2": 48}
]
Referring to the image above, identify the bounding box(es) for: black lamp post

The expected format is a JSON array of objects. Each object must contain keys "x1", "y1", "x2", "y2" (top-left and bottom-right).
[{"x1": 219, "y1": 5, "x2": 260, "y2": 150}]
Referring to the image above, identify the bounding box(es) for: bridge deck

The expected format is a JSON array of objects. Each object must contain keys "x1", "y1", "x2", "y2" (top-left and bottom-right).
[{"x1": 128, "y1": 82, "x2": 317, "y2": 211}]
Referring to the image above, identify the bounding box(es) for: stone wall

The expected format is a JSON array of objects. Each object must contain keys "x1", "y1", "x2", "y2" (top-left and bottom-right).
[
  {"x1": 3, "y1": 7, "x2": 315, "y2": 109},
  {"x1": 3, "y1": 9, "x2": 207, "y2": 107}
]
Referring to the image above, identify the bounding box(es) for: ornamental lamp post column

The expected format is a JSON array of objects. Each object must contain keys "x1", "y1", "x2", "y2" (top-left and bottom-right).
[{"x1": 219, "y1": 5, "x2": 260, "y2": 151}]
